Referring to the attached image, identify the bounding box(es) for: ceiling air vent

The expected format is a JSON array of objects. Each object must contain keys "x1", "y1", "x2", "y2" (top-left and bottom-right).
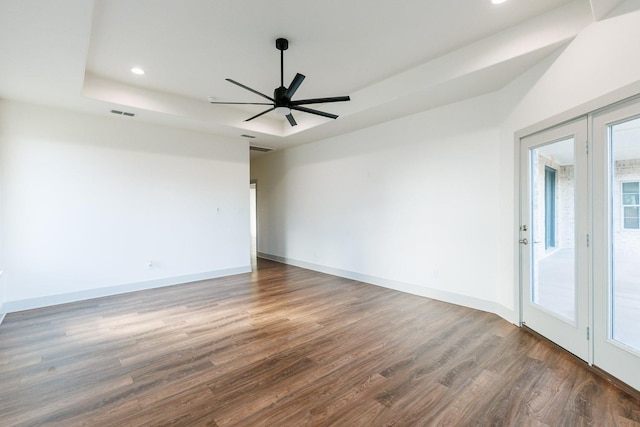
[
  {"x1": 110, "y1": 109, "x2": 135, "y2": 117},
  {"x1": 241, "y1": 134, "x2": 256, "y2": 139},
  {"x1": 250, "y1": 146, "x2": 272, "y2": 153}
]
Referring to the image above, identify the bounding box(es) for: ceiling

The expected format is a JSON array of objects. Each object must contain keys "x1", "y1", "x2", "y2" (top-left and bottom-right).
[{"x1": 0, "y1": 0, "x2": 628, "y2": 156}]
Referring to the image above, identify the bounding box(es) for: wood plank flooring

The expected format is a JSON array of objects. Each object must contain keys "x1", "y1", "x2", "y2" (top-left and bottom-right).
[{"x1": 1, "y1": 258, "x2": 639, "y2": 426}]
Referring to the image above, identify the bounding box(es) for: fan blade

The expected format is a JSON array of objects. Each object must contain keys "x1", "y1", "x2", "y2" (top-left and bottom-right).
[
  {"x1": 286, "y1": 113, "x2": 297, "y2": 127},
  {"x1": 226, "y1": 79, "x2": 274, "y2": 102},
  {"x1": 245, "y1": 107, "x2": 276, "y2": 122},
  {"x1": 291, "y1": 105, "x2": 338, "y2": 120},
  {"x1": 291, "y1": 96, "x2": 350, "y2": 106},
  {"x1": 284, "y1": 73, "x2": 305, "y2": 100},
  {"x1": 210, "y1": 101, "x2": 273, "y2": 105}
]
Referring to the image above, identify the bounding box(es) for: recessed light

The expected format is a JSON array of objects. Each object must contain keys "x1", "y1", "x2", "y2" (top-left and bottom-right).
[
  {"x1": 131, "y1": 67, "x2": 145, "y2": 75},
  {"x1": 491, "y1": 0, "x2": 507, "y2": 4}
]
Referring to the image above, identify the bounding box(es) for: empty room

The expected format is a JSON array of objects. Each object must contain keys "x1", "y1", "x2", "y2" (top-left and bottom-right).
[{"x1": 1, "y1": 0, "x2": 640, "y2": 425}]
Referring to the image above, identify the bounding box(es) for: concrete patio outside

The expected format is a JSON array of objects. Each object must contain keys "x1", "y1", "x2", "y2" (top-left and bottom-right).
[{"x1": 535, "y1": 248, "x2": 640, "y2": 352}]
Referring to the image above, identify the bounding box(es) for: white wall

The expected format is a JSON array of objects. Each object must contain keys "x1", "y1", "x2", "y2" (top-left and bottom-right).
[
  {"x1": 507, "y1": 8, "x2": 640, "y2": 130},
  {"x1": 0, "y1": 101, "x2": 250, "y2": 311},
  {"x1": 252, "y1": 92, "x2": 511, "y2": 316},
  {"x1": 497, "y1": 5, "x2": 640, "y2": 313},
  {"x1": 4, "y1": 5, "x2": 639, "y2": 323},
  {"x1": 252, "y1": 5, "x2": 640, "y2": 323}
]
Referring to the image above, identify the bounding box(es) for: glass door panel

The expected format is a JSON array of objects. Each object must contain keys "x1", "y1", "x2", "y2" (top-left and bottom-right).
[
  {"x1": 610, "y1": 117, "x2": 640, "y2": 353},
  {"x1": 520, "y1": 119, "x2": 589, "y2": 362},
  {"x1": 530, "y1": 139, "x2": 576, "y2": 322},
  {"x1": 593, "y1": 100, "x2": 640, "y2": 392}
]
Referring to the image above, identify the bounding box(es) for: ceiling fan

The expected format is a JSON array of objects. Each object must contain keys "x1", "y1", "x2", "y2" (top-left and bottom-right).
[{"x1": 209, "y1": 38, "x2": 350, "y2": 127}]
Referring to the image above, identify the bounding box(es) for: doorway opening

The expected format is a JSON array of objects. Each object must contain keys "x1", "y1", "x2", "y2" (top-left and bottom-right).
[{"x1": 250, "y1": 181, "x2": 257, "y2": 270}]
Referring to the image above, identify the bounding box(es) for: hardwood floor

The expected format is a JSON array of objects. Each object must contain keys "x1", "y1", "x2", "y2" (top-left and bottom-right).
[{"x1": 1, "y1": 258, "x2": 639, "y2": 426}]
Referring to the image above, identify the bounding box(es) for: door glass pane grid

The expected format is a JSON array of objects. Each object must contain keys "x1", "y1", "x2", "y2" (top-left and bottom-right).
[
  {"x1": 609, "y1": 117, "x2": 640, "y2": 353},
  {"x1": 529, "y1": 138, "x2": 576, "y2": 322}
]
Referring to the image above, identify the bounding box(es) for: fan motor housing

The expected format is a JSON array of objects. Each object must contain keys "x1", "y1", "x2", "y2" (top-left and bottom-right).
[{"x1": 274, "y1": 86, "x2": 288, "y2": 104}]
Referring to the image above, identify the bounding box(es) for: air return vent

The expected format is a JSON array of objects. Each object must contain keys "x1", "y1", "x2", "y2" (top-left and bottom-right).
[
  {"x1": 250, "y1": 146, "x2": 272, "y2": 153},
  {"x1": 110, "y1": 109, "x2": 135, "y2": 117},
  {"x1": 241, "y1": 134, "x2": 256, "y2": 139}
]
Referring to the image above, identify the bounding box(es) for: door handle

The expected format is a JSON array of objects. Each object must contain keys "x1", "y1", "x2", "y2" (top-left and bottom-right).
[{"x1": 519, "y1": 238, "x2": 529, "y2": 245}]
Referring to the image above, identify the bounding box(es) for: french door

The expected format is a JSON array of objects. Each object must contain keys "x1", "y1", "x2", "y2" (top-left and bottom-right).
[
  {"x1": 520, "y1": 118, "x2": 590, "y2": 362},
  {"x1": 520, "y1": 101, "x2": 640, "y2": 392},
  {"x1": 592, "y1": 99, "x2": 640, "y2": 392}
]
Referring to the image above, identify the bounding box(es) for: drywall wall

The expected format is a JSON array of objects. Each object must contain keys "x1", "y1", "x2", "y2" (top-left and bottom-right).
[
  {"x1": 496, "y1": 6, "x2": 640, "y2": 311},
  {"x1": 0, "y1": 101, "x2": 250, "y2": 311},
  {"x1": 508, "y1": 8, "x2": 640, "y2": 130},
  {"x1": 251, "y1": 5, "x2": 640, "y2": 323},
  {"x1": 252, "y1": 91, "x2": 511, "y2": 317}
]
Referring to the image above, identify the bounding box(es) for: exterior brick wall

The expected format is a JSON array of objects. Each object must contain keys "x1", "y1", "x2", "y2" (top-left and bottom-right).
[
  {"x1": 532, "y1": 154, "x2": 640, "y2": 258},
  {"x1": 613, "y1": 159, "x2": 640, "y2": 256},
  {"x1": 532, "y1": 153, "x2": 574, "y2": 262}
]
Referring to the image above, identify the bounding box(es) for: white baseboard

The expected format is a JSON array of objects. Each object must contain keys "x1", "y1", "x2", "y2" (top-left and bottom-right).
[
  {"x1": 258, "y1": 252, "x2": 517, "y2": 324},
  {"x1": 2, "y1": 265, "x2": 251, "y2": 314}
]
